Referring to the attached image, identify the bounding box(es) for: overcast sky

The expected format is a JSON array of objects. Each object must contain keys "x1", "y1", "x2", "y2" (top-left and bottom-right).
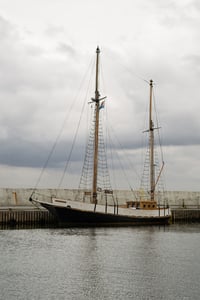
[{"x1": 0, "y1": 0, "x2": 199, "y2": 191}]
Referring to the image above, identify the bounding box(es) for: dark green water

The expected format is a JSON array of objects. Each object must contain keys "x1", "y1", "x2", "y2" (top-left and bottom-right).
[{"x1": 0, "y1": 224, "x2": 199, "y2": 300}]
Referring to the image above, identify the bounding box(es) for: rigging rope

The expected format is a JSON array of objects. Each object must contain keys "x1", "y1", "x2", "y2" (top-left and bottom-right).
[
  {"x1": 31, "y1": 56, "x2": 95, "y2": 195},
  {"x1": 57, "y1": 59, "x2": 96, "y2": 189},
  {"x1": 107, "y1": 123, "x2": 139, "y2": 200},
  {"x1": 152, "y1": 86, "x2": 164, "y2": 163}
]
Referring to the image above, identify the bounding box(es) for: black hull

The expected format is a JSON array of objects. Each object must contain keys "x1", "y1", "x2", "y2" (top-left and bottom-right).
[{"x1": 41, "y1": 203, "x2": 170, "y2": 226}]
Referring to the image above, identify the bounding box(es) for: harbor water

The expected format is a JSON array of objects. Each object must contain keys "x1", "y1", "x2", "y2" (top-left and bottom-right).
[{"x1": 0, "y1": 224, "x2": 200, "y2": 300}]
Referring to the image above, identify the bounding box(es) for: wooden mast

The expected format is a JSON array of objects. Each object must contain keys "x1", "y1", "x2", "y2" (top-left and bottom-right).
[
  {"x1": 92, "y1": 46, "x2": 100, "y2": 206},
  {"x1": 149, "y1": 79, "x2": 155, "y2": 201}
]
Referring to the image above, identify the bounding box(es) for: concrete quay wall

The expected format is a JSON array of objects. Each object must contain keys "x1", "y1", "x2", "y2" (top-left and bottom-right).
[{"x1": 0, "y1": 188, "x2": 200, "y2": 208}]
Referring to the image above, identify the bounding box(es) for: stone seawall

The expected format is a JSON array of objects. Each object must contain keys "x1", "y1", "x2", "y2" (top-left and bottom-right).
[
  {"x1": 0, "y1": 188, "x2": 200, "y2": 208},
  {"x1": 172, "y1": 209, "x2": 200, "y2": 222}
]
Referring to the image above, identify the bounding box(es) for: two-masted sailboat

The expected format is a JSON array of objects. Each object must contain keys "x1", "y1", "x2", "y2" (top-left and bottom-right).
[{"x1": 29, "y1": 47, "x2": 171, "y2": 225}]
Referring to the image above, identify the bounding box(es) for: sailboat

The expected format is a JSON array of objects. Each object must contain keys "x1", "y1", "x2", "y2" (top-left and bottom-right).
[{"x1": 29, "y1": 47, "x2": 171, "y2": 225}]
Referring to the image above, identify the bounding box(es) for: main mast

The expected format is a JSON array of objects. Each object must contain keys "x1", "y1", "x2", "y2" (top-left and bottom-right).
[
  {"x1": 149, "y1": 79, "x2": 155, "y2": 201},
  {"x1": 92, "y1": 46, "x2": 100, "y2": 205}
]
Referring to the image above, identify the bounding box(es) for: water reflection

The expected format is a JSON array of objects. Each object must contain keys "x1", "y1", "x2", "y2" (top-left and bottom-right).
[{"x1": 0, "y1": 225, "x2": 199, "y2": 299}]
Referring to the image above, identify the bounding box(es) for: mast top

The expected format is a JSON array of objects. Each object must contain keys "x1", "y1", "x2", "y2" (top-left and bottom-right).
[
  {"x1": 150, "y1": 79, "x2": 153, "y2": 86},
  {"x1": 96, "y1": 46, "x2": 100, "y2": 53}
]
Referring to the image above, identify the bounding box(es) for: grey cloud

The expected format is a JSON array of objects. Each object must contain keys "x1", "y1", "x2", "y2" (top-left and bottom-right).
[
  {"x1": 183, "y1": 54, "x2": 200, "y2": 75},
  {"x1": 0, "y1": 15, "x2": 17, "y2": 40},
  {"x1": 0, "y1": 5, "x2": 200, "y2": 192},
  {"x1": 191, "y1": 0, "x2": 200, "y2": 11},
  {"x1": 0, "y1": 136, "x2": 86, "y2": 168},
  {"x1": 56, "y1": 42, "x2": 76, "y2": 57},
  {"x1": 162, "y1": 113, "x2": 200, "y2": 146},
  {"x1": 45, "y1": 25, "x2": 66, "y2": 37}
]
